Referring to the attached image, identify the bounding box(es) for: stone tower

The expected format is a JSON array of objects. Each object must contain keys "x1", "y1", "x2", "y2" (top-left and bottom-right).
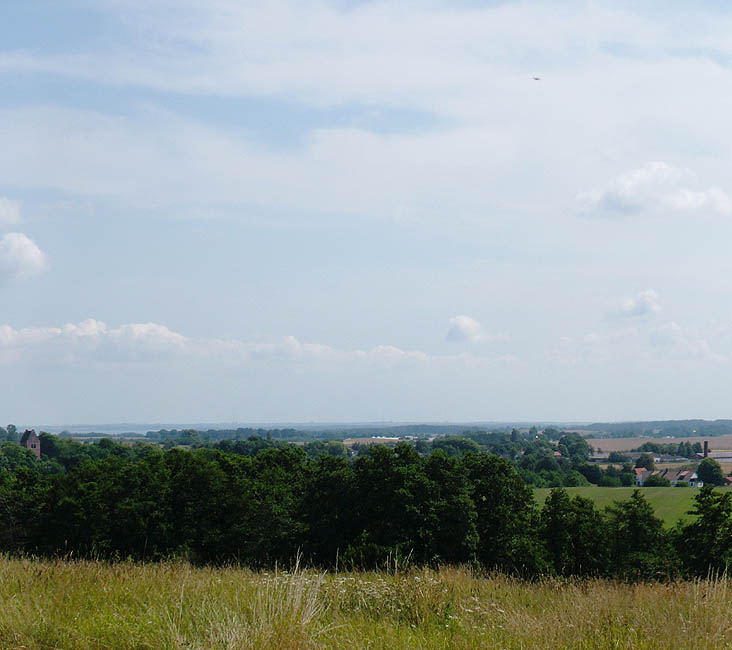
[{"x1": 19, "y1": 429, "x2": 41, "y2": 459}]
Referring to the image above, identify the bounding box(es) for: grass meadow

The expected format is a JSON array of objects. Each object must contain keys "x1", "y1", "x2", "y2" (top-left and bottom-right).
[
  {"x1": 533, "y1": 486, "x2": 729, "y2": 526},
  {"x1": 1, "y1": 557, "x2": 732, "y2": 649}
]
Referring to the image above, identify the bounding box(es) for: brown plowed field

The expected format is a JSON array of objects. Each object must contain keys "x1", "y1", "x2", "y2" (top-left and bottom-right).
[{"x1": 588, "y1": 434, "x2": 732, "y2": 453}]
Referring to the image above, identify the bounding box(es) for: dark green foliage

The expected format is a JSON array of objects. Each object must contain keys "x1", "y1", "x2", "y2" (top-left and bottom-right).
[
  {"x1": 542, "y1": 428, "x2": 564, "y2": 441},
  {"x1": 302, "y1": 440, "x2": 350, "y2": 459},
  {"x1": 563, "y1": 470, "x2": 590, "y2": 487},
  {"x1": 635, "y1": 454, "x2": 655, "y2": 470},
  {"x1": 422, "y1": 452, "x2": 478, "y2": 564},
  {"x1": 697, "y1": 458, "x2": 725, "y2": 486},
  {"x1": 37, "y1": 433, "x2": 156, "y2": 471},
  {"x1": 0, "y1": 443, "x2": 44, "y2": 472},
  {"x1": 644, "y1": 474, "x2": 671, "y2": 487},
  {"x1": 0, "y1": 467, "x2": 48, "y2": 551},
  {"x1": 5, "y1": 424, "x2": 18, "y2": 444},
  {"x1": 577, "y1": 463, "x2": 602, "y2": 484},
  {"x1": 634, "y1": 441, "x2": 700, "y2": 458},
  {"x1": 604, "y1": 490, "x2": 674, "y2": 580},
  {"x1": 430, "y1": 437, "x2": 481, "y2": 457},
  {"x1": 540, "y1": 489, "x2": 607, "y2": 576},
  {"x1": 675, "y1": 486, "x2": 732, "y2": 576},
  {"x1": 598, "y1": 475, "x2": 622, "y2": 487},
  {"x1": 465, "y1": 453, "x2": 545, "y2": 575},
  {"x1": 0, "y1": 433, "x2": 718, "y2": 580},
  {"x1": 347, "y1": 444, "x2": 441, "y2": 566},
  {"x1": 608, "y1": 451, "x2": 630, "y2": 463},
  {"x1": 302, "y1": 455, "x2": 356, "y2": 566},
  {"x1": 214, "y1": 435, "x2": 286, "y2": 457},
  {"x1": 557, "y1": 433, "x2": 591, "y2": 463}
]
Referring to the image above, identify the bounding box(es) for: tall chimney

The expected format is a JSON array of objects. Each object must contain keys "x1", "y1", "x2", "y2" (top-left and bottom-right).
[{"x1": 704, "y1": 440, "x2": 709, "y2": 458}]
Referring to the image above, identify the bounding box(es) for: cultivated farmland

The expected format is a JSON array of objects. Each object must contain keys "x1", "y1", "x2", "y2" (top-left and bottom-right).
[{"x1": 588, "y1": 434, "x2": 732, "y2": 453}]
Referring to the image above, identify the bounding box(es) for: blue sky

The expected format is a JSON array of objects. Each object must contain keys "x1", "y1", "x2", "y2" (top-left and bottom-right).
[{"x1": 3, "y1": 0, "x2": 732, "y2": 425}]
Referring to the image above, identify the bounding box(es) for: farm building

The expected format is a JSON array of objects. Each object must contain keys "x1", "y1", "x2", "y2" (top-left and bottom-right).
[{"x1": 633, "y1": 467, "x2": 703, "y2": 487}]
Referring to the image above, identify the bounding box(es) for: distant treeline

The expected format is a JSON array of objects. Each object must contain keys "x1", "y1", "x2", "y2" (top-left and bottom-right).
[
  {"x1": 0, "y1": 427, "x2": 708, "y2": 490},
  {"x1": 143, "y1": 424, "x2": 493, "y2": 442},
  {"x1": 99, "y1": 427, "x2": 607, "y2": 488},
  {"x1": 586, "y1": 419, "x2": 732, "y2": 438},
  {"x1": 633, "y1": 441, "x2": 703, "y2": 457},
  {"x1": 1, "y1": 435, "x2": 731, "y2": 580},
  {"x1": 140, "y1": 427, "x2": 700, "y2": 488}
]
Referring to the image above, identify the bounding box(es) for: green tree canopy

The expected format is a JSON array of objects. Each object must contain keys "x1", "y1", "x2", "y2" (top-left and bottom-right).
[
  {"x1": 604, "y1": 490, "x2": 672, "y2": 580},
  {"x1": 675, "y1": 486, "x2": 732, "y2": 576},
  {"x1": 635, "y1": 453, "x2": 655, "y2": 470},
  {"x1": 697, "y1": 458, "x2": 725, "y2": 486},
  {"x1": 644, "y1": 473, "x2": 670, "y2": 487}
]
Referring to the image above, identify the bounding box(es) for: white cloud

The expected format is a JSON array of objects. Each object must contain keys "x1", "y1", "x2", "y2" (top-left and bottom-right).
[
  {"x1": 0, "y1": 198, "x2": 22, "y2": 226},
  {"x1": 0, "y1": 318, "x2": 514, "y2": 367},
  {"x1": 365, "y1": 345, "x2": 430, "y2": 363},
  {"x1": 3, "y1": 1, "x2": 729, "y2": 126},
  {"x1": 0, "y1": 318, "x2": 186, "y2": 364},
  {"x1": 0, "y1": 233, "x2": 48, "y2": 281},
  {"x1": 0, "y1": 2, "x2": 642, "y2": 117},
  {"x1": 0, "y1": 107, "x2": 527, "y2": 224},
  {"x1": 612, "y1": 289, "x2": 662, "y2": 319},
  {"x1": 446, "y1": 315, "x2": 486, "y2": 342},
  {"x1": 5, "y1": 5, "x2": 732, "y2": 226},
  {"x1": 577, "y1": 162, "x2": 732, "y2": 218}
]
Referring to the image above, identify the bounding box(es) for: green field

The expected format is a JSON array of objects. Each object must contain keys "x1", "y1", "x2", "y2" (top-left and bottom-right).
[
  {"x1": 2, "y1": 557, "x2": 732, "y2": 649},
  {"x1": 533, "y1": 486, "x2": 731, "y2": 526}
]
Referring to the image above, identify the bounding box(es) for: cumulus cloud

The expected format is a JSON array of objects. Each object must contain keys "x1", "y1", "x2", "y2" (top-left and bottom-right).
[
  {"x1": 577, "y1": 162, "x2": 732, "y2": 218},
  {"x1": 446, "y1": 315, "x2": 483, "y2": 342},
  {"x1": 611, "y1": 290, "x2": 662, "y2": 319},
  {"x1": 0, "y1": 318, "x2": 187, "y2": 365},
  {"x1": 445, "y1": 315, "x2": 501, "y2": 343},
  {"x1": 0, "y1": 318, "x2": 516, "y2": 367},
  {"x1": 0, "y1": 198, "x2": 21, "y2": 226},
  {"x1": 0, "y1": 232, "x2": 48, "y2": 281}
]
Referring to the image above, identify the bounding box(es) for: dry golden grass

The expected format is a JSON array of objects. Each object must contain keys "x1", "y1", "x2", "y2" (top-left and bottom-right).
[{"x1": 1, "y1": 557, "x2": 731, "y2": 649}]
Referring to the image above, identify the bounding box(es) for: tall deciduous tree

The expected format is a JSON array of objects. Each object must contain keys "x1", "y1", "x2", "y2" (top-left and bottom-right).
[
  {"x1": 465, "y1": 453, "x2": 546, "y2": 575},
  {"x1": 540, "y1": 489, "x2": 608, "y2": 576},
  {"x1": 605, "y1": 490, "x2": 673, "y2": 580},
  {"x1": 697, "y1": 458, "x2": 725, "y2": 486},
  {"x1": 675, "y1": 486, "x2": 732, "y2": 576}
]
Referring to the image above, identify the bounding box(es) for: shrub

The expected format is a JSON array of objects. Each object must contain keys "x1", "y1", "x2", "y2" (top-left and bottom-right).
[
  {"x1": 644, "y1": 474, "x2": 670, "y2": 487},
  {"x1": 598, "y1": 475, "x2": 622, "y2": 487}
]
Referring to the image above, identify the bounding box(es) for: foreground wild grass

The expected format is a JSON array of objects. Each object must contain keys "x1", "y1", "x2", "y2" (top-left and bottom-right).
[{"x1": 0, "y1": 558, "x2": 730, "y2": 649}]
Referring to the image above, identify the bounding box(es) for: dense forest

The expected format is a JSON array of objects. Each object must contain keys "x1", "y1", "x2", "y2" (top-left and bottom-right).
[{"x1": 0, "y1": 432, "x2": 731, "y2": 580}]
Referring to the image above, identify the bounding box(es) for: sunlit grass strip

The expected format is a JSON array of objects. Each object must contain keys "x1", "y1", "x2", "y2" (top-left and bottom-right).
[{"x1": 0, "y1": 557, "x2": 731, "y2": 649}]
